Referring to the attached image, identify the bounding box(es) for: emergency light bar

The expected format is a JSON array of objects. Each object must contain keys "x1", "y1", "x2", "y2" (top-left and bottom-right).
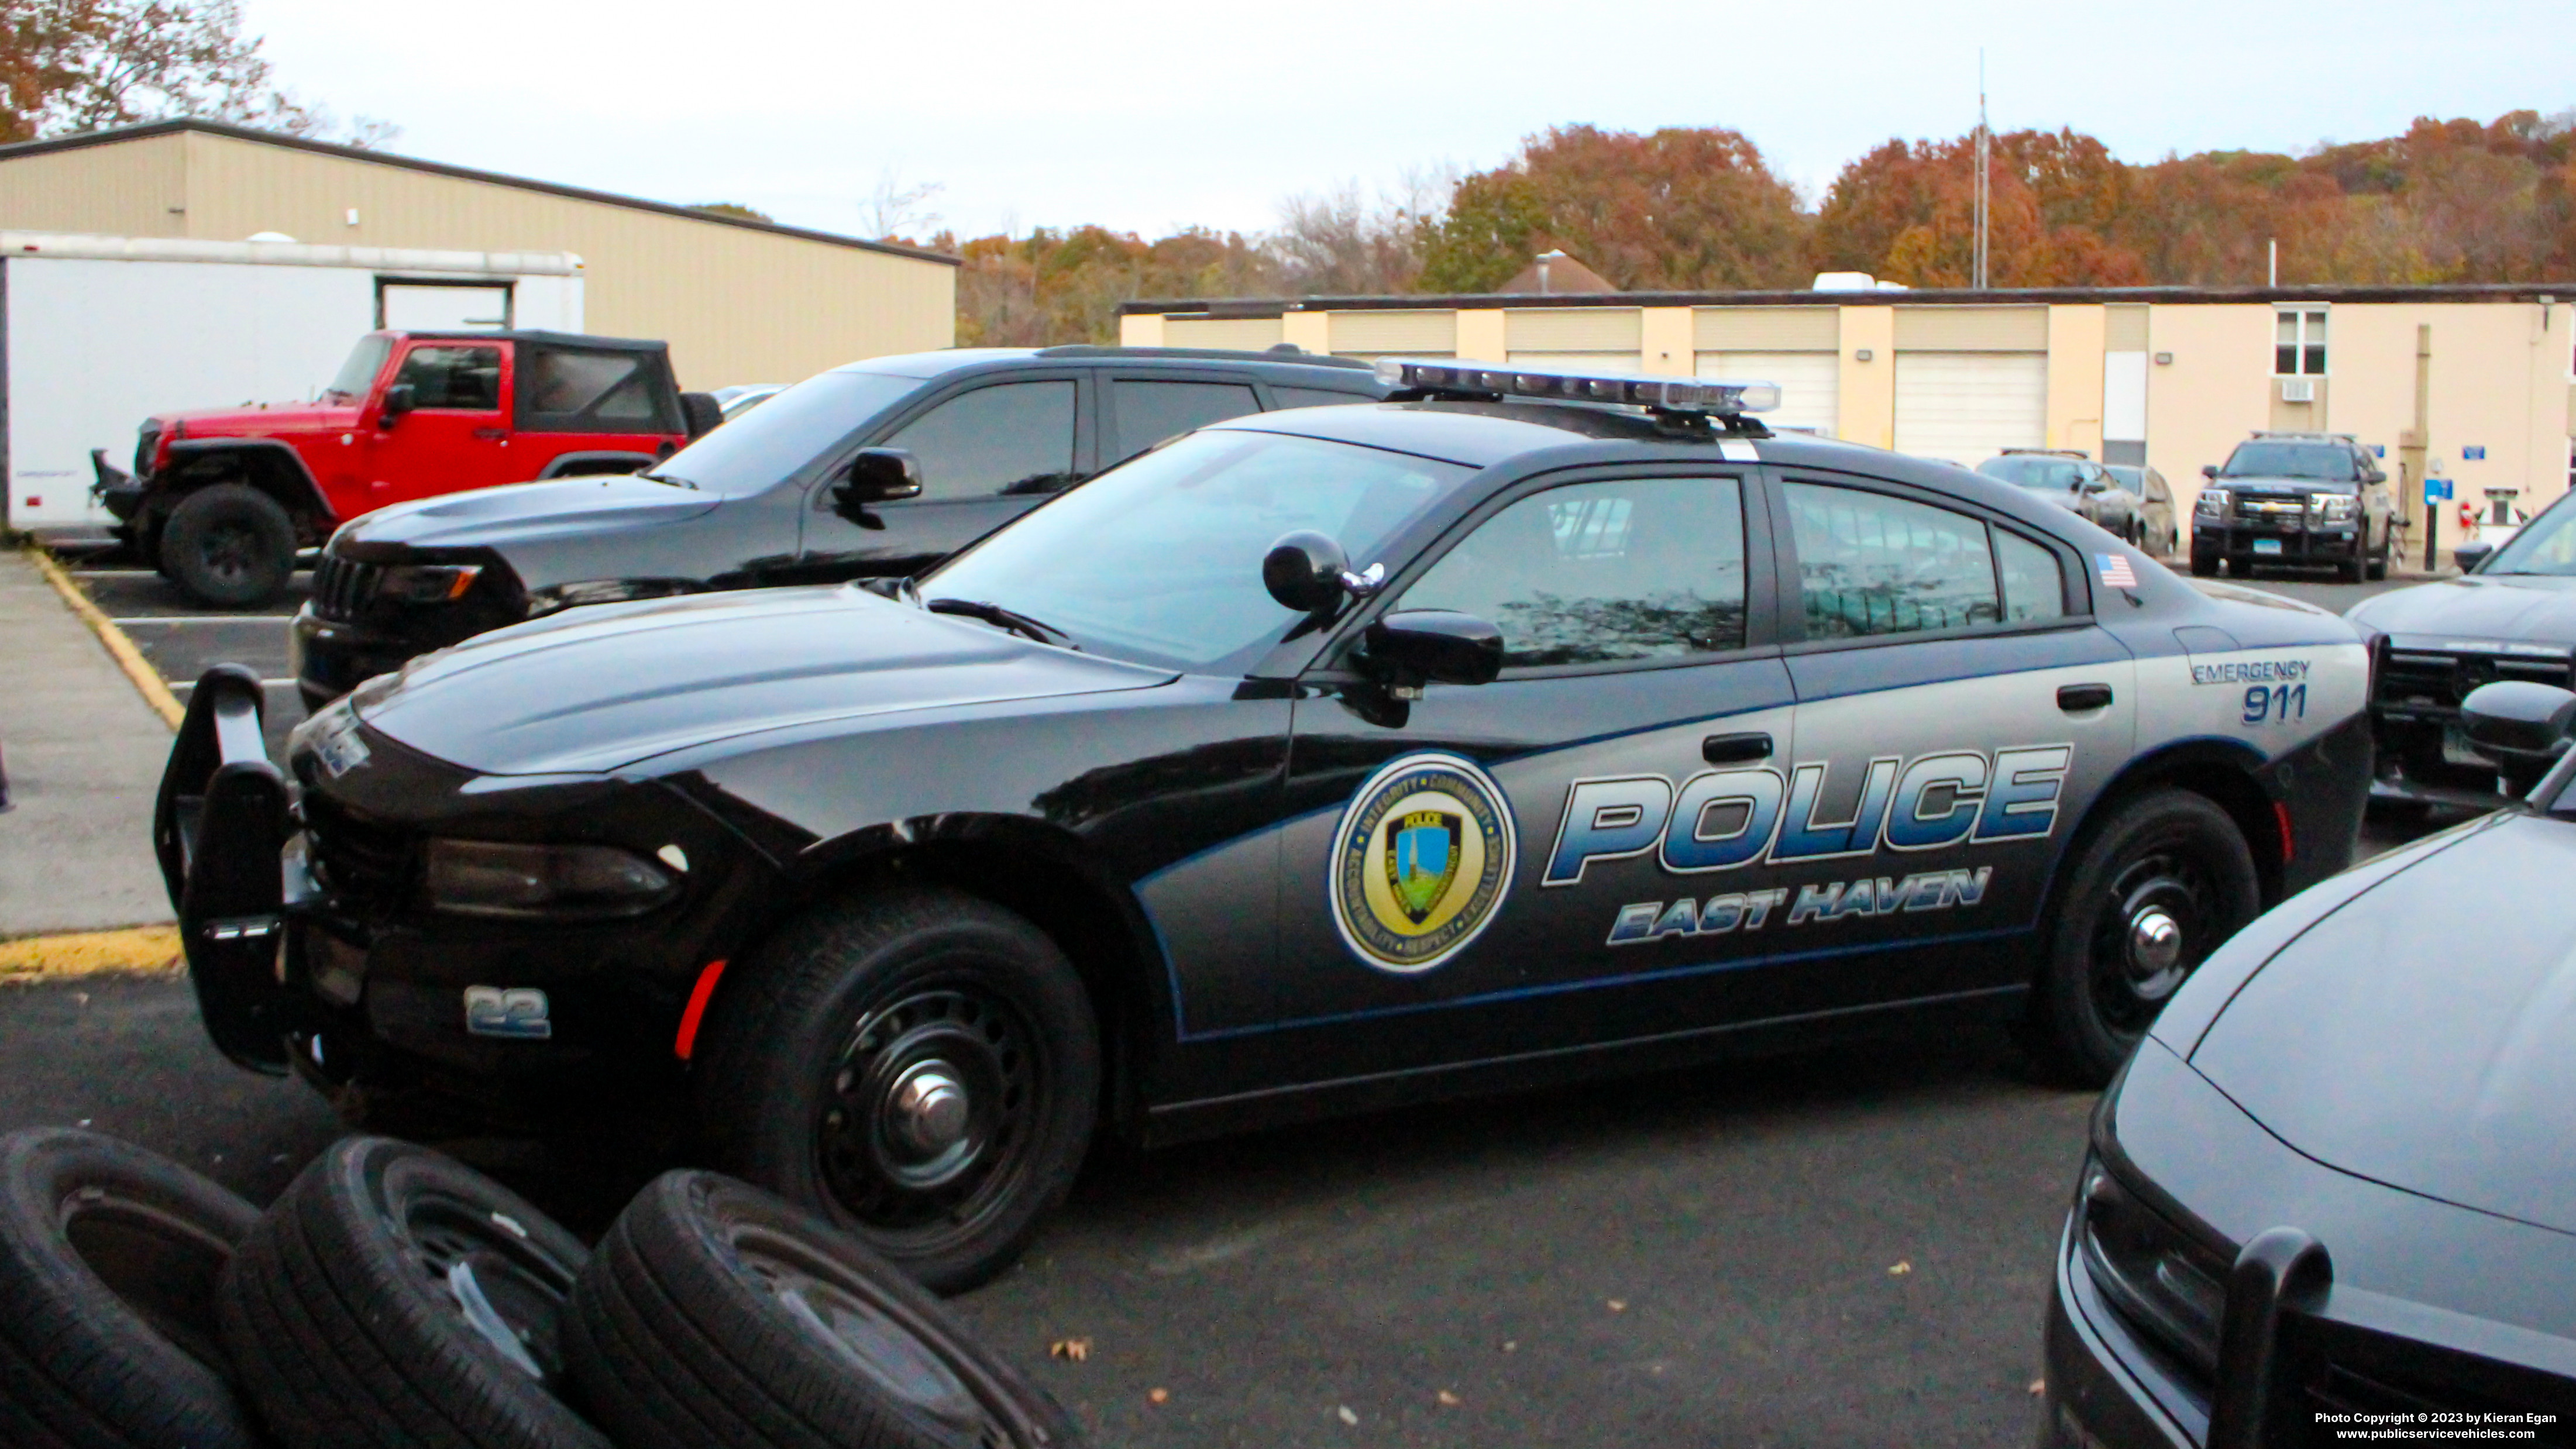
[{"x1": 1373, "y1": 357, "x2": 1782, "y2": 416}]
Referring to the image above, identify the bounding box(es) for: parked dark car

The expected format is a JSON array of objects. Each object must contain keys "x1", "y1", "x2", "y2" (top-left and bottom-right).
[
  {"x1": 2044, "y1": 679, "x2": 2576, "y2": 1449},
  {"x1": 2106, "y1": 464, "x2": 2178, "y2": 557},
  {"x1": 2189, "y1": 432, "x2": 2396, "y2": 583},
  {"x1": 290, "y1": 345, "x2": 1385, "y2": 708},
  {"x1": 2345, "y1": 483, "x2": 2576, "y2": 815},
  {"x1": 163, "y1": 359, "x2": 2371, "y2": 1294},
  {"x1": 1977, "y1": 450, "x2": 2148, "y2": 545}
]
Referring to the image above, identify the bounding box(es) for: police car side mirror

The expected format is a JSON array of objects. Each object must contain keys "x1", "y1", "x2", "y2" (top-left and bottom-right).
[
  {"x1": 831, "y1": 448, "x2": 922, "y2": 523},
  {"x1": 1364, "y1": 610, "x2": 1504, "y2": 689},
  {"x1": 2454, "y1": 539, "x2": 2495, "y2": 573},
  {"x1": 2460, "y1": 681, "x2": 2576, "y2": 793}
]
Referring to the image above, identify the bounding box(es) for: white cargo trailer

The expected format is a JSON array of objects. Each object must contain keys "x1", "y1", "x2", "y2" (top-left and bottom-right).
[{"x1": 0, "y1": 232, "x2": 583, "y2": 535}]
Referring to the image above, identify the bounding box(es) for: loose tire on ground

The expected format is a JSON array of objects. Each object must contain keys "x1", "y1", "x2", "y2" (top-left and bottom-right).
[
  {"x1": 2026, "y1": 789, "x2": 2263, "y2": 1086},
  {"x1": 563, "y1": 1169, "x2": 1084, "y2": 1449},
  {"x1": 0, "y1": 1127, "x2": 266, "y2": 1449},
  {"x1": 696, "y1": 887, "x2": 1102, "y2": 1295},
  {"x1": 215, "y1": 1136, "x2": 608, "y2": 1449},
  {"x1": 160, "y1": 485, "x2": 295, "y2": 608}
]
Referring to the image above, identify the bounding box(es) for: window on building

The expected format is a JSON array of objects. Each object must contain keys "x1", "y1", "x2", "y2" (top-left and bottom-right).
[
  {"x1": 2275, "y1": 308, "x2": 2327, "y2": 377},
  {"x1": 1400, "y1": 477, "x2": 1748, "y2": 669}
]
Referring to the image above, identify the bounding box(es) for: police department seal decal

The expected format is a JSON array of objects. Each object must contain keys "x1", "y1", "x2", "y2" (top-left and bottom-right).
[{"x1": 1330, "y1": 755, "x2": 1516, "y2": 974}]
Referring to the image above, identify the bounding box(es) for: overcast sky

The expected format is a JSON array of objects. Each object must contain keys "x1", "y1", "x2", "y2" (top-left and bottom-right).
[{"x1": 240, "y1": 0, "x2": 2570, "y2": 245}]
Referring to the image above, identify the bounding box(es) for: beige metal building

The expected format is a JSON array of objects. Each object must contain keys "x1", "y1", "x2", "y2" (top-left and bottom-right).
[
  {"x1": 0, "y1": 120, "x2": 957, "y2": 385},
  {"x1": 1122, "y1": 285, "x2": 2575, "y2": 535}
]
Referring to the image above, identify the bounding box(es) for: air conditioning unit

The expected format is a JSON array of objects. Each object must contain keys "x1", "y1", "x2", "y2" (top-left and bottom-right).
[{"x1": 2279, "y1": 377, "x2": 2317, "y2": 403}]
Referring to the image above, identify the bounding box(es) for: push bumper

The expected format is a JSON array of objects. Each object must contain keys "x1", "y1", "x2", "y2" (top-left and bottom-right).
[
  {"x1": 290, "y1": 605, "x2": 419, "y2": 712},
  {"x1": 2189, "y1": 521, "x2": 2356, "y2": 565},
  {"x1": 88, "y1": 450, "x2": 145, "y2": 524},
  {"x1": 152, "y1": 665, "x2": 306, "y2": 1073}
]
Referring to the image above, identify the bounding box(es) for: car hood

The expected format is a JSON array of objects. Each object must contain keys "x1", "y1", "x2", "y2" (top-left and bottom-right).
[
  {"x1": 2189, "y1": 811, "x2": 2576, "y2": 1235},
  {"x1": 157, "y1": 401, "x2": 357, "y2": 434},
  {"x1": 350, "y1": 584, "x2": 1177, "y2": 776},
  {"x1": 2347, "y1": 573, "x2": 2576, "y2": 649},
  {"x1": 337, "y1": 476, "x2": 723, "y2": 552}
]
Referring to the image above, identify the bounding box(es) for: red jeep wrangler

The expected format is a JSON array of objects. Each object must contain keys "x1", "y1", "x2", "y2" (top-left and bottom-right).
[{"x1": 92, "y1": 330, "x2": 720, "y2": 605}]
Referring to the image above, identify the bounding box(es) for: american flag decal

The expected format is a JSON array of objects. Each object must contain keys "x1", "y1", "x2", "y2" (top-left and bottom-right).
[{"x1": 2096, "y1": 553, "x2": 2138, "y2": 588}]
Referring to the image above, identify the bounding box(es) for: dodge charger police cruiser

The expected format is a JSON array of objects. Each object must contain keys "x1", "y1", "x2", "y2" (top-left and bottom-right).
[{"x1": 155, "y1": 360, "x2": 2375, "y2": 1293}]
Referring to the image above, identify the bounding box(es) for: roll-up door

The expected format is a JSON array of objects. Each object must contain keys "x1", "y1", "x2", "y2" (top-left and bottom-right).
[
  {"x1": 1699, "y1": 351, "x2": 1838, "y2": 437},
  {"x1": 1893, "y1": 352, "x2": 2047, "y2": 466}
]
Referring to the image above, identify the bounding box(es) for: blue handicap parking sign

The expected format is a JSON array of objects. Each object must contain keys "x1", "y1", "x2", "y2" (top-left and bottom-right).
[{"x1": 2426, "y1": 477, "x2": 2454, "y2": 501}]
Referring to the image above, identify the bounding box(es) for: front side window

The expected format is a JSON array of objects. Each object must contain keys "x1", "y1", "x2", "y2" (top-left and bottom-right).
[
  {"x1": 1784, "y1": 482, "x2": 2005, "y2": 639},
  {"x1": 924, "y1": 429, "x2": 1471, "y2": 673},
  {"x1": 394, "y1": 345, "x2": 503, "y2": 411},
  {"x1": 2275, "y1": 309, "x2": 2327, "y2": 376},
  {"x1": 1400, "y1": 477, "x2": 1748, "y2": 669},
  {"x1": 883, "y1": 381, "x2": 1079, "y2": 500}
]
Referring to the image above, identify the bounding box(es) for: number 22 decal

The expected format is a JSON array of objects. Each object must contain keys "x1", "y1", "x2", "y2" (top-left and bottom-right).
[{"x1": 2243, "y1": 683, "x2": 2306, "y2": 725}]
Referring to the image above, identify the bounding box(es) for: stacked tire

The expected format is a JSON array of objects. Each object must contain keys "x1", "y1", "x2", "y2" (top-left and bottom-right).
[{"x1": 0, "y1": 1128, "x2": 1081, "y2": 1449}]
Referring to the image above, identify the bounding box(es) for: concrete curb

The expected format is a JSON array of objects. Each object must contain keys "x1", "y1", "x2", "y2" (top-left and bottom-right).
[
  {"x1": 20, "y1": 541, "x2": 183, "y2": 730},
  {"x1": 0, "y1": 925, "x2": 182, "y2": 980}
]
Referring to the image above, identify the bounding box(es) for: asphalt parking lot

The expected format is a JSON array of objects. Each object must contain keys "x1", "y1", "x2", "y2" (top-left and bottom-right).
[{"x1": 6, "y1": 553, "x2": 2454, "y2": 1447}]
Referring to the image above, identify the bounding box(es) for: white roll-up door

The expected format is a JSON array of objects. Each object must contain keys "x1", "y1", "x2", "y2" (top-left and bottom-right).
[
  {"x1": 1893, "y1": 353, "x2": 2047, "y2": 466},
  {"x1": 1504, "y1": 350, "x2": 1641, "y2": 371},
  {"x1": 1699, "y1": 352, "x2": 1838, "y2": 437}
]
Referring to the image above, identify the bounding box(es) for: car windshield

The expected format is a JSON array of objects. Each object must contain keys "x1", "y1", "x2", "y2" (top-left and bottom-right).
[
  {"x1": 923, "y1": 429, "x2": 1474, "y2": 674},
  {"x1": 2479, "y1": 499, "x2": 2576, "y2": 575},
  {"x1": 2221, "y1": 442, "x2": 2356, "y2": 481},
  {"x1": 325, "y1": 335, "x2": 392, "y2": 402},
  {"x1": 644, "y1": 369, "x2": 926, "y2": 496},
  {"x1": 1980, "y1": 457, "x2": 2084, "y2": 492}
]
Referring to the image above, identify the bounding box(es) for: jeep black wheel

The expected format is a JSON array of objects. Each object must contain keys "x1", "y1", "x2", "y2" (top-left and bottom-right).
[
  {"x1": 2027, "y1": 789, "x2": 2261, "y2": 1086},
  {"x1": 697, "y1": 887, "x2": 1100, "y2": 1295},
  {"x1": 161, "y1": 484, "x2": 294, "y2": 607}
]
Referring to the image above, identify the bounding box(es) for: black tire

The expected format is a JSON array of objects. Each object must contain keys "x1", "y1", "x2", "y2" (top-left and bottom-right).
[
  {"x1": 2366, "y1": 525, "x2": 2392, "y2": 581},
  {"x1": 563, "y1": 1169, "x2": 1084, "y2": 1449},
  {"x1": 2335, "y1": 534, "x2": 2366, "y2": 584},
  {"x1": 2188, "y1": 549, "x2": 2218, "y2": 577},
  {"x1": 0, "y1": 1128, "x2": 265, "y2": 1449},
  {"x1": 215, "y1": 1136, "x2": 608, "y2": 1449},
  {"x1": 696, "y1": 887, "x2": 1101, "y2": 1295},
  {"x1": 2026, "y1": 789, "x2": 2262, "y2": 1086},
  {"x1": 160, "y1": 485, "x2": 294, "y2": 607}
]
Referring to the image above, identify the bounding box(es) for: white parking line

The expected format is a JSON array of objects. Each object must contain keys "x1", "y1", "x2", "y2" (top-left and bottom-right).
[
  {"x1": 170, "y1": 677, "x2": 298, "y2": 690},
  {"x1": 109, "y1": 615, "x2": 297, "y2": 624},
  {"x1": 66, "y1": 567, "x2": 159, "y2": 576}
]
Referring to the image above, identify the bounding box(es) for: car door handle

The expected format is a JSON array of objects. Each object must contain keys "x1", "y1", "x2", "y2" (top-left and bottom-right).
[
  {"x1": 2058, "y1": 683, "x2": 2114, "y2": 713},
  {"x1": 1702, "y1": 731, "x2": 1773, "y2": 764}
]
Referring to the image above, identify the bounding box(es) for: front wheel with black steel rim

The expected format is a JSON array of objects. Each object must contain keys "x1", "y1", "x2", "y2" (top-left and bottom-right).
[
  {"x1": 160, "y1": 484, "x2": 295, "y2": 607},
  {"x1": 2027, "y1": 789, "x2": 2262, "y2": 1086},
  {"x1": 696, "y1": 887, "x2": 1101, "y2": 1295}
]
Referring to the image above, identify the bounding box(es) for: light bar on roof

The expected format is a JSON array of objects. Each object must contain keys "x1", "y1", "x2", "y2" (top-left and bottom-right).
[{"x1": 1373, "y1": 357, "x2": 1781, "y2": 415}]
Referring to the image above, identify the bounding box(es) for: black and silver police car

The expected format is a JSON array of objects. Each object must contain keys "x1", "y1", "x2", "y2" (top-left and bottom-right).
[
  {"x1": 2044, "y1": 680, "x2": 2576, "y2": 1449},
  {"x1": 158, "y1": 360, "x2": 2374, "y2": 1292}
]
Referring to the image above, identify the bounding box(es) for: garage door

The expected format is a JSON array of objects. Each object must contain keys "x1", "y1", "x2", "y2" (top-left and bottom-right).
[
  {"x1": 1893, "y1": 353, "x2": 2047, "y2": 466},
  {"x1": 1700, "y1": 352, "x2": 1837, "y2": 437},
  {"x1": 1507, "y1": 352, "x2": 1642, "y2": 372}
]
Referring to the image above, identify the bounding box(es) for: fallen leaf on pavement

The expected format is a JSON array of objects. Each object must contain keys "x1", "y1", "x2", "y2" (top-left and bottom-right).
[
  {"x1": 1503, "y1": 1340, "x2": 1518, "y2": 1352},
  {"x1": 1148, "y1": 1388, "x2": 1170, "y2": 1405},
  {"x1": 1437, "y1": 1390, "x2": 1461, "y2": 1406},
  {"x1": 1607, "y1": 1299, "x2": 1626, "y2": 1312},
  {"x1": 1048, "y1": 1338, "x2": 1091, "y2": 1362},
  {"x1": 1888, "y1": 1260, "x2": 1913, "y2": 1275},
  {"x1": 2029, "y1": 1379, "x2": 2046, "y2": 1396},
  {"x1": 1337, "y1": 1405, "x2": 1359, "y2": 1426}
]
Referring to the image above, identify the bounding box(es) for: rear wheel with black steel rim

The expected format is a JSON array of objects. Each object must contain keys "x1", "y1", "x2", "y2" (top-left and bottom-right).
[
  {"x1": 2027, "y1": 789, "x2": 2262, "y2": 1086},
  {"x1": 696, "y1": 887, "x2": 1100, "y2": 1295}
]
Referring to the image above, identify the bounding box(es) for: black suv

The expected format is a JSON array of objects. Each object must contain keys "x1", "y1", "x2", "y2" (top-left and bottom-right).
[
  {"x1": 291, "y1": 345, "x2": 1385, "y2": 707},
  {"x1": 2189, "y1": 431, "x2": 2396, "y2": 582}
]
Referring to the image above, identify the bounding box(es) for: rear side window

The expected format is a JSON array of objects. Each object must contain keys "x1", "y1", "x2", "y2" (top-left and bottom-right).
[
  {"x1": 1997, "y1": 532, "x2": 2069, "y2": 623},
  {"x1": 883, "y1": 381, "x2": 1079, "y2": 500},
  {"x1": 1401, "y1": 477, "x2": 1748, "y2": 669},
  {"x1": 1109, "y1": 380, "x2": 1260, "y2": 465},
  {"x1": 394, "y1": 345, "x2": 501, "y2": 410},
  {"x1": 1783, "y1": 482, "x2": 2001, "y2": 639},
  {"x1": 521, "y1": 349, "x2": 672, "y2": 432}
]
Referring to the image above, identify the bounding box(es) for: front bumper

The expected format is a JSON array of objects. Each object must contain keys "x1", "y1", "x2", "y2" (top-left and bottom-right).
[
  {"x1": 2044, "y1": 1215, "x2": 2202, "y2": 1448},
  {"x1": 154, "y1": 666, "x2": 780, "y2": 1124},
  {"x1": 2190, "y1": 519, "x2": 2357, "y2": 565},
  {"x1": 291, "y1": 605, "x2": 427, "y2": 712}
]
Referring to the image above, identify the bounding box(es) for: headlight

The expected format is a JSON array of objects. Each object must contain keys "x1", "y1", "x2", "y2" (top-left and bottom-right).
[
  {"x1": 525, "y1": 579, "x2": 700, "y2": 618},
  {"x1": 379, "y1": 563, "x2": 483, "y2": 604},
  {"x1": 2310, "y1": 493, "x2": 2358, "y2": 522},
  {"x1": 424, "y1": 839, "x2": 676, "y2": 919},
  {"x1": 2078, "y1": 1155, "x2": 2230, "y2": 1380},
  {"x1": 2195, "y1": 489, "x2": 2229, "y2": 517}
]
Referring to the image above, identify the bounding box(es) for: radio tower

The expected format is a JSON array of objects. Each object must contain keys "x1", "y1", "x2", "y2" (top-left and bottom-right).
[{"x1": 1973, "y1": 50, "x2": 1990, "y2": 290}]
